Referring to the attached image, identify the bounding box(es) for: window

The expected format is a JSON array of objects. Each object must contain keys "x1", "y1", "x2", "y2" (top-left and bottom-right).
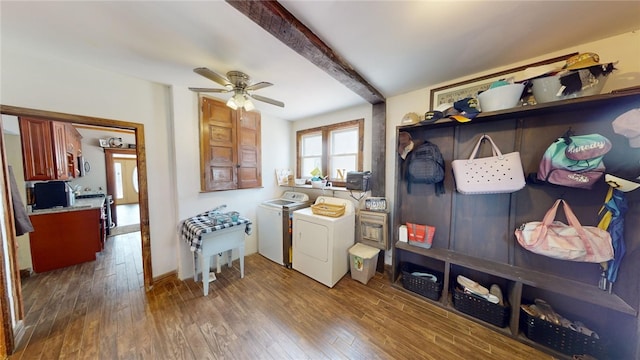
[{"x1": 296, "y1": 119, "x2": 364, "y2": 186}]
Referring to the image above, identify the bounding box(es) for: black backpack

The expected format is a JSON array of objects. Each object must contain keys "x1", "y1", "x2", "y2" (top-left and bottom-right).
[{"x1": 406, "y1": 141, "x2": 445, "y2": 195}]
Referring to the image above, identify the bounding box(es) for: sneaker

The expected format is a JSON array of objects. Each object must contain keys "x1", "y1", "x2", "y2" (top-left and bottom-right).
[
  {"x1": 456, "y1": 275, "x2": 488, "y2": 295},
  {"x1": 463, "y1": 287, "x2": 499, "y2": 304},
  {"x1": 490, "y1": 284, "x2": 504, "y2": 306}
]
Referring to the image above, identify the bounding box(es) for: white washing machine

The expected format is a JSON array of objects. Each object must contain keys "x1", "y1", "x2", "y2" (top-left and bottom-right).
[
  {"x1": 292, "y1": 196, "x2": 355, "y2": 288},
  {"x1": 257, "y1": 191, "x2": 310, "y2": 267}
]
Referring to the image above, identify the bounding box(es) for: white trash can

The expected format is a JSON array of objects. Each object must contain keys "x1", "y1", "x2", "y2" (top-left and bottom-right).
[{"x1": 348, "y1": 243, "x2": 380, "y2": 285}]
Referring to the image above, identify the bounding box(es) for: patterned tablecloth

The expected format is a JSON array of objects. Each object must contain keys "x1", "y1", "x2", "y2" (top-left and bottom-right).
[{"x1": 181, "y1": 209, "x2": 252, "y2": 253}]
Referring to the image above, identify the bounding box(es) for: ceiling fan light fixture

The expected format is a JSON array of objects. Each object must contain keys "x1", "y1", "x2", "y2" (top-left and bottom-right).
[
  {"x1": 244, "y1": 98, "x2": 255, "y2": 111},
  {"x1": 233, "y1": 92, "x2": 246, "y2": 107},
  {"x1": 193, "y1": 68, "x2": 284, "y2": 109},
  {"x1": 226, "y1": 97, "x2": 239, "y2": 110}
]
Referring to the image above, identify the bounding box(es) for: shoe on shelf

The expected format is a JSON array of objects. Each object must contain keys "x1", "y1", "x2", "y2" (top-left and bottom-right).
[
  {"x1": 489, "y1": 284, "x2": 504, "y2": 306},
  {"x1": 463, "y1": 287, "x2": 500, "y2": 303},
  {"x1": 521, "y1": 304, "x2": 539, "y2": 317},
  {"x1": 410, "y1": 272, "x2": 437, "y2": 282},
  {"x1": 574, "y1": 321, "x2": 600, "y2": 339},
  {"x1": 457, "y1": 275, "x2": 489, "y2": 295},
  {"x1": 534, "y1": 298, "x2": 561, "y2": 325}
]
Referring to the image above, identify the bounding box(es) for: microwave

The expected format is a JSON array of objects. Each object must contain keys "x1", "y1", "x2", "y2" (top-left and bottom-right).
[{"x1": 33, "y1": 181, "x2": 75, "y2": 210}]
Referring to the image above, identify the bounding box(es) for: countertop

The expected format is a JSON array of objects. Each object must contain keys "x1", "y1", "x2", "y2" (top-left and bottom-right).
[{"x1": 28, "y1": 197, "x2": 105, "y2": 216}]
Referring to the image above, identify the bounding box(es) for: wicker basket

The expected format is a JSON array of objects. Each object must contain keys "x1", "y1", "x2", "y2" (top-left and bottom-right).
[
  {"x1": 311, "y1": 202, "x2": 346, "y2": 217},
  {"x1": 452, "y1": 287, "x2": 510, "y2": 328},
  {"x1": 520, "y1": 309, "x2": 606, "y2": 358},
  {"x1": 401, "y1": 263, "x2": 443, "y2": 301}
]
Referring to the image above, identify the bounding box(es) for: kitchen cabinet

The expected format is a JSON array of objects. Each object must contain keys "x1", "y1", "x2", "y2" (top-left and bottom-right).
[
  {"x1": 28, "y1": 198, "x2": 105, "y2": 272},
  {"x1": 391, "y1": 90, "x2": 640, "y2": 359},
  {"x1": 19, "y1": 117, "x2": 82, "y2": 180}
]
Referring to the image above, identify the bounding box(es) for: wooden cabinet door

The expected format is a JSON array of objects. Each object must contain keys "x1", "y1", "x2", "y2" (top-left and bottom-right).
[
  {"x1": 200, "y1": 97, "x2": 237, "y2": 191},
  {"x1": 51, "y1": 121, "x2": 69, "y2": 180},
  {"x1": 237, "y1": 110, "x2": 262, "y2": 189},
  {"x1": 19, "y1": 117, "x2": 55, "y2": 180}
]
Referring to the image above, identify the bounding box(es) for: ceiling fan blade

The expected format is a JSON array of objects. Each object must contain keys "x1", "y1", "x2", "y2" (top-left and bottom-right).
[
  {"x1": 245, "y1": 82, "x2": 273, "y2": 91},
  {"x1": 249, "y1": 93, "x2": 285, "y2": 108},
  {"x1": 193, "y1": 67, "x2": 232, "y2": 87},
  {"x1": 188, "y1": 87, "x2": 231, "y2": 93}
]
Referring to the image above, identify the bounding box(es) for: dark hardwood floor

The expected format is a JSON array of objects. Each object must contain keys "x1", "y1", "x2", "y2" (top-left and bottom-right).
[{"x1": 10, "y1": 234, "x2": 554, "y2": 359}]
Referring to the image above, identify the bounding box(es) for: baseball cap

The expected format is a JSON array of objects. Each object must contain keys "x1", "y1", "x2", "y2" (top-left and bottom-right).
[
  {"x1": 423, "y1": 103, "x2": 455, "y2": 124},
  {"x1": 450, "y1": 98, "x2": 480, "y2": 123}
]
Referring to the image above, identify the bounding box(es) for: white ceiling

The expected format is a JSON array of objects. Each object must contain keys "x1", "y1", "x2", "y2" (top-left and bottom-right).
[{"x1": 2, "y1": 1, "x2": 639, "y2": 121}]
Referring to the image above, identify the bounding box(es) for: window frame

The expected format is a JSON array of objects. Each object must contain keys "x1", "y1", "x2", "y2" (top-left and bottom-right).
[{"x1": 296, "y1": 119, "x2": 364, "y2": 187}]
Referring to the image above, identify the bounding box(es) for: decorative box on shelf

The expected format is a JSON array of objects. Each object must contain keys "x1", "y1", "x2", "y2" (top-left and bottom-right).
[{"x1": 364, "y1": 197, "x2": 387, "y2": 212}]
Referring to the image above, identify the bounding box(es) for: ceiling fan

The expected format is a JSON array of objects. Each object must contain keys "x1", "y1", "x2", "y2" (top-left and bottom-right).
[{"x1": 189, "y1": 67, "x2": 285, "y2": 111}]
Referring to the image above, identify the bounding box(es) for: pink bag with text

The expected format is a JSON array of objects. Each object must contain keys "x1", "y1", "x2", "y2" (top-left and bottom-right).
[{"x1": 515, "y1": 199, "x2": 613, "y2": 263}]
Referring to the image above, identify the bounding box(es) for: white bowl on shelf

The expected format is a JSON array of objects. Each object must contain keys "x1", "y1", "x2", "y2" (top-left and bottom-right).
[
  {"x1": 531, "y1": 69, "x2": 609, "y2": 104},
  {"x1": 477, "y1": 83, "x2": 525, "y2": 112}
]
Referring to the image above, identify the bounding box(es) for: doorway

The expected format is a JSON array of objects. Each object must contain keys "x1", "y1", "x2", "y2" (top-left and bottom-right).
[
  {"x1": 104, "y1": 148, "x2": 140, "y2": 234},
  {"x1": 0, "y1": 105, "x2": 153, "y2": 355}
]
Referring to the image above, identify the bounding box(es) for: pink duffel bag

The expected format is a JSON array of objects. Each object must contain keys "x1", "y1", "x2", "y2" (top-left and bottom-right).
[{"x1": 515, "y1": 199, "x2": 613, "y2": 263}]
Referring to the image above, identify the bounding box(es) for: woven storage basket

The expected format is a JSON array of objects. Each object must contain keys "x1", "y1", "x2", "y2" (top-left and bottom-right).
[
  {"x1": 311, "y1": 202, "x2": 346, "y2": 217},
  {"x1": 452, "y1": 287, "x2": 510, "y2": 328},
  {"x1": 401, "y1": 263, "x2": 443, "y2": 301},
  {"x1": 520, "y1": 309, "x2": 606, "y2": 358}
]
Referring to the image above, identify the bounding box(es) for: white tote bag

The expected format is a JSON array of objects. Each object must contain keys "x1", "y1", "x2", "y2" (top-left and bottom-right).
[{"x1": 452, "y1": 134, "x2": 526, "y2": 194}]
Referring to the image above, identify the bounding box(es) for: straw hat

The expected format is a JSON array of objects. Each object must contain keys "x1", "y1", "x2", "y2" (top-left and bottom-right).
[{"x1": 563, "y1": 52, "x2": 616, "y2": 71}]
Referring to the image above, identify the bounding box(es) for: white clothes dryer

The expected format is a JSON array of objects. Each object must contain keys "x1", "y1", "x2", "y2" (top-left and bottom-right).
[{"x1": 292, "y1": 196, "x2": 355, "y2": 287}]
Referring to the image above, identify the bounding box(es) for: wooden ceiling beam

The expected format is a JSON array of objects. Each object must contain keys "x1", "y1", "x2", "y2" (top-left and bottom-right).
[{"x1": 225, "y1": 0, "x2": 386, "y2": 105}]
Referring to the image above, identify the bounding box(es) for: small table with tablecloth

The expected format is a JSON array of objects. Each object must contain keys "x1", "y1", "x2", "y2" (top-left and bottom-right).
[{"x1": 181, "y1": 209, "x2": 252, "y2": 296}]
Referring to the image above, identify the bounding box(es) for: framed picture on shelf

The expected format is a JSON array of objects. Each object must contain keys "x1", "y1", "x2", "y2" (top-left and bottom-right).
[
  {"x1": 98, "y1": 139, "x2": 109, "y2": 148},
  {"x1": 429, "y1": 53, "x2": 577, "y2": 109}
]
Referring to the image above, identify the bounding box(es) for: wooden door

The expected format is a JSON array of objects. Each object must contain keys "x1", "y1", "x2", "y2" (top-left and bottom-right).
[
  {"x1": 237, "y1": 110, "x2": 262, "y2": 188},
  {"x1": 104, "y1": 148, "x2": 137, "y2": 226},
  {"x1": 113, "y1": 157, "x2": 138, "y2": 205},
  {"x1": 18, "y1": 117, "x2": 55, "y2": 180},
  {"x1": 200, "y1": 97, "x2": 237, "y2": 191}
]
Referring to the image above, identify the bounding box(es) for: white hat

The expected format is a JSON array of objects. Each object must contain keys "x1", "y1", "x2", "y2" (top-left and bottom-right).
[{"x1": 612, "y1": 108, "x2": 640, "y2": 148}]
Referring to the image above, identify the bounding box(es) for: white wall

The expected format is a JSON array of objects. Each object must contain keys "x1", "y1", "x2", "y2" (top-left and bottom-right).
[
  {"x1": 170, "y1": 88, "x2": 292, "y2": 279},
  {"x1": 1, "y1": 48, "x2": 177, "y2": 277}
]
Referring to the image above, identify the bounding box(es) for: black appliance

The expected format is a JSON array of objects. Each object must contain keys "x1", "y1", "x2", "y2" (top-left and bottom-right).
[
  {"x1": 346, "y1": 171, "x2": 371, "y2": 191},
  {"x1": 33, "y1": 181, "x2": 74, "y2": 210}
]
